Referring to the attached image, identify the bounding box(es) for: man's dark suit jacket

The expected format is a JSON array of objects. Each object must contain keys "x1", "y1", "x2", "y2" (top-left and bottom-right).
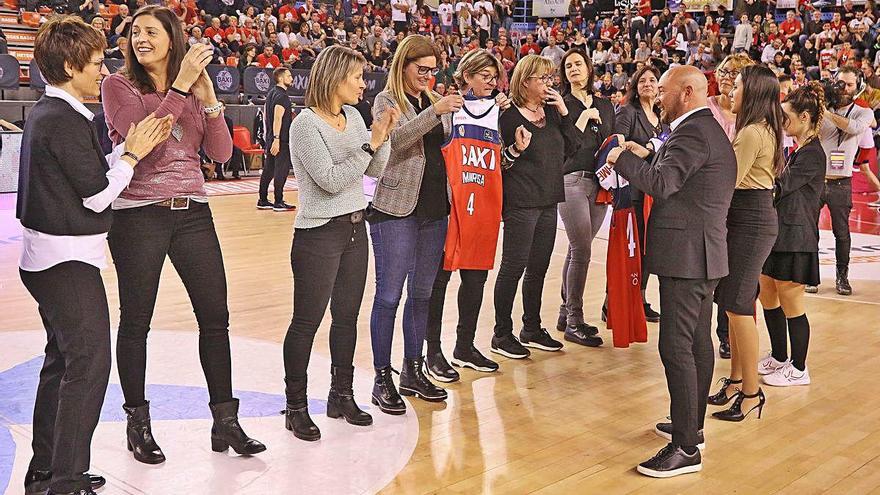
[{"x1": 614, "y1": 107, "x2": 736, "y2": 281}]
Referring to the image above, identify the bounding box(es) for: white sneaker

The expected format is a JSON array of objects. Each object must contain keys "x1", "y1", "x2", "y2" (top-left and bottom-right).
[
  {"x1": 757, "y1": 352, "x2": 788, "y2": 376},
  {"x1": 763, "y1": 362, "x2": 811, "y2": 387}
]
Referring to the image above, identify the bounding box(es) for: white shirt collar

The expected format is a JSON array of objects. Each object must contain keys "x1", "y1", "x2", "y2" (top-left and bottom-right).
[
  {"x1": 45, "y1": 85, "x2": 95, "y2": 121},
  {"x1": 669, "y1": 105, "x2": 708, "y2": 131}
]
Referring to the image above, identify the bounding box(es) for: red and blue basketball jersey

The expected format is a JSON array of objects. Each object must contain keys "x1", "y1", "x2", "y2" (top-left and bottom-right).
[
  {"x1": 441, "y1": 95, "x2": 502, "y2": 271},
  {"x1": 595, "y1": 135, "x2": 648, "y2": 348}
]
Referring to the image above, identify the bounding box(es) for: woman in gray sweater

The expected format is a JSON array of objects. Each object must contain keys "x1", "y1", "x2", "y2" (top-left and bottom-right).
[{"x1": 282, "y1": 45, "x2": 399, "y2": 442}]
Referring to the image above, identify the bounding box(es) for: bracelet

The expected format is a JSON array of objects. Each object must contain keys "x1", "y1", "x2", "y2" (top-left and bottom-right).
[
  {"x1": 203, "y1": 102, "x2": 223, "y2": 114},
  {"x1": 122, "y1": 151, "x2": 140, "y2": 163}
]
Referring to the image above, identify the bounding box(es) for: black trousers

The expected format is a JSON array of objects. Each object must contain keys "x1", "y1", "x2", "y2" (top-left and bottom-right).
[
  {"x1": 426, "y1": 254, "x2": 489, "y2": 351},
  {"x1": 20, "y1": 262, "x2": 111, "y2": 493},
  {"x1": 493, "y1": 205, "x2": 557, "y2": 337},
  {"x1": 259, "y1": 143, "x2": 292, "y2": 204},
  {"x1": 658, "y1": 276, "x2": 717, "y2": 448},
  {"x1": 108, "y1": 202, "x2": 233, "y2": 407},
  {"x1": 632, "y1": 198, "x2": 650, "y2": 292},
  {"x1": 283, "y1": 216, "x2": 368, "y2": 405},
  {"x1": 820, "y1": 177, "x2": 853, "y2": 268}
]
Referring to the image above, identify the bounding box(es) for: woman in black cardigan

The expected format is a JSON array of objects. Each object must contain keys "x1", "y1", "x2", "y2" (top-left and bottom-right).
[
  {"x1": 555, "y1": 48, "x2": 615, "y2": 347},
  {"x1": 758, "y1": 83, "x2": 827, "y2": 388},
  {"x1": 612, "y1": 64, "x2": 669, "y2": 323},
  {"x1": 491, "y1": 54, "x2": 580, "y2": 359},
  {"x1": 16, "y1": 16, "x2": 169, "y2": 495}
]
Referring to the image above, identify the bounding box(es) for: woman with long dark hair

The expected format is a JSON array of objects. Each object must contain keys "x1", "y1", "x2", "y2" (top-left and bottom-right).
[
  {"x1": 101, "y1": 5, "x2": 265, "y2": 464},
  {"x1": 613, "y1": 64, "x2": 668, "y2": 323},
  {"x1": 759, "y1": 83, "x2": 827, "y2": 387},
  {"x1": 711, "y1": 65, "x2": 784, "y2": 422},
  {"x1": 555, "y1": 48, "x2": 614, "y2": 347}
]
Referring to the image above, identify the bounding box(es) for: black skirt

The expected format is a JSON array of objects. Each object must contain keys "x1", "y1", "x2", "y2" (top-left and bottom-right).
[
  {"x1": 762, "y1": 251, "x2": 820, "y2": 286},
  {"x1": 715, "y1": 189, "x2": 778, "y2": 315}
]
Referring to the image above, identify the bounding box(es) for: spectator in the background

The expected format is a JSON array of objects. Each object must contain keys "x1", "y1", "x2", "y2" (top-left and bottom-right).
[
  {"x1": 256, "y1": 43, "x2": 281, "y2": 68},
  {"x1": 258, "y1": 67, "x2": 295, "y2": 210},
  {"x1": 733, "y1": 13, "x2": 753, "y2": 53},
  {"x1": 111, "y1": 3, "x2": 133, "y2": 41},
  {"x1": 238, "y1": 43, "x2": 259, "y2": 74},
  {"x1": 520, "y1": 33, "x2": 540, "y2": 57},
  {"x1": 541, "y1": 35, "x2": 565, "y2": 68}
]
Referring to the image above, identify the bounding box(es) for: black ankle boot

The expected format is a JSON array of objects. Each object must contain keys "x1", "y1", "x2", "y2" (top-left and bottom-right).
[
  {"x1": 399, "y1": 357, "x2": 448, "y2": 402},
  {"x1": 327, "y1": 365, "x2": 373, "y2": 426},
  {"x1": 285, "y1": 378, "x2": 320, "y2": 441},
  {"x1": 123, "y1": 401, "x2": 165, "y2": 465},
  {"x1": 24, "y1": 470, "x2": 105, "y2": 495},
  {"x1": 371, "y1": 366, "x2": 406, "y2": 415},
  {"x1": 836, "y1": 266, "x2": 852, "y2": 295},
  {"x1": 209, "y1": 399, "x2": 267, "y2": 455}
]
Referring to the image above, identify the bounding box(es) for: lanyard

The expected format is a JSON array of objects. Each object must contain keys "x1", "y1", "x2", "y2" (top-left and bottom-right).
[{"x1": 836, "y1": 103, "x2": 855, "y2": 148}]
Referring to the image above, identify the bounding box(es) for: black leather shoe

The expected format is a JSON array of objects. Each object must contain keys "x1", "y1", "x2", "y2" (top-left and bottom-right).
[
  {"x1": 451, "y1": 345, "x2": 499, "y2": 372},
  {"x1": 836, "y1": 266, "x2": 852, "y2": 295},
  {"x1": 712, "y1": 388, "x2": 766, "y2": 422},
  {"x1": 327, "y1": 365, "x2": 373, "y2": 426},
  {"x1": 123, "y1": 401, "x2": 165, "y2": 465},
  {"x1": 564, "y1": 324, "x2": 603, "y2": 347},
  {"x1": 46, "y1": 489, "x2": 97, "y2": 495},
  {"x1": 636, "y1": 443, "x2": 702, "y2": 478},
  {"x1": 719, "y1": 338, "x2": 731, "y2": 359},
  {"x1": 643, "y1": 303, "x2": 661, "y2": 323},
  {"x1": 601, "y1": 304, "x2": 608, "y2": 323},
  {"x1": 209, "y1": 399, "x2": 267, "y2": 454},
  {"x1": 372, "y1": 366, "x2": 407, "y2": 415},
  {"x1": 25, "y1": 471, "x2": 105, "y2": 494},
  {"x1": 707, "y1": 377, "x2": 741, "y2": 406},
  {"x1": 425, "y1": 349, "x2": 460, "y2": 383},
  {"x1": 653, "y1": 422, "x2": 705, "y2": 450},
  {"x1": 399, "y1": 357, "x2": 448, "y2": 402}
]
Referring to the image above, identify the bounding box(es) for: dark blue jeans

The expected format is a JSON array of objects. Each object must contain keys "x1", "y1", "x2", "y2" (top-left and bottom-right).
[{"x1": 369, "y1": 216, "x2": 447, "y2": 368}]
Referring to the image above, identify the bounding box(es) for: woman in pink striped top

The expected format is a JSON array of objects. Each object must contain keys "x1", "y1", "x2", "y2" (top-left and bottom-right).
[{"x1": 101, "y1": 5, "x2": 266, "y2": 465}]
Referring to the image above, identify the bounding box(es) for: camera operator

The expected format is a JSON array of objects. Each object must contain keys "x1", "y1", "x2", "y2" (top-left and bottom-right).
[{"x1": 814, "y1": 66, "x2": 875, "y2": 295}]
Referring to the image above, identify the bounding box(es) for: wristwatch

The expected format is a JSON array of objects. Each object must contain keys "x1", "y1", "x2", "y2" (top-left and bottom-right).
[{"x1": 361, "y1": 143, "x2": 375, "y2": 156}]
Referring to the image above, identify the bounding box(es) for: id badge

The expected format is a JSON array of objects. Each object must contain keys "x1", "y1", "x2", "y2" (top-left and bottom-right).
[{"x1": 827, "y1": 149, "x2": 848, "y2": 176}]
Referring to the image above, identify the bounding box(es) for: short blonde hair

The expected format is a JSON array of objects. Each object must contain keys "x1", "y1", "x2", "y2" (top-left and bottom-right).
[
  {"x1": 386, "y1": 35, "x2": 439, "y2": 110},
  {"x1": 305, "y1": 45, "x2": 366, "y2": 112},
  {"x1": 509, "y1": 55, "x2": 553, "y2": 107},
  {"x1": 453, "y1": 49, "x2": 504, "y2": 88},
  {"x1": 717, "y1": 52, "x2": 755, "y2": 73}
]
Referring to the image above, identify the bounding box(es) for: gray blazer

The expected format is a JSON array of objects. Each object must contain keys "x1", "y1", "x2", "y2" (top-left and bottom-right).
[
  {"x1": 614, "y1": 108, "x2": 736, "y2": 280},
  {"x1": 371, "y1": 90, "x2": 452, "y2": 217}
]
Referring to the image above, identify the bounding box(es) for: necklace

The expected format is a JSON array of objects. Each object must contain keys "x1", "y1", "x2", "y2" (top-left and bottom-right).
[{"x1": 523, "y1": 104, "x2": 542, "y2": 113}]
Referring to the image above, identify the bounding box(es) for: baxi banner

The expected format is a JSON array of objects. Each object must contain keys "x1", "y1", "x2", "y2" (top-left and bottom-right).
[
  {"x1": 532, "y1": 0, "x2": 569, "y2": 18},
  {"x1": 666, "y1": 0, "x2": 733, "y2": 11}
]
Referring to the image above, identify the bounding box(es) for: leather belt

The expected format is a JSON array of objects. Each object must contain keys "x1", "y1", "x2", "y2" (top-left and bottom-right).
[
  {"x1": 824, "y1": 177, "x2": 852, "y2": 184},
  {"x1": 567, "y1": 170, "x2": 595, "y2": 178},
  {"x1": 154, "y1": 197, "x2": 192, "y2": 210},
  {"x1": 332, "y1": 210, "x2": 364, "y2": 224}
]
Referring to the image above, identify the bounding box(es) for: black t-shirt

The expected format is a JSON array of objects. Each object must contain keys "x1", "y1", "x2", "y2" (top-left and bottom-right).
[{"x1": 264, "y1": 85, "x2": 292, "y2": 143}]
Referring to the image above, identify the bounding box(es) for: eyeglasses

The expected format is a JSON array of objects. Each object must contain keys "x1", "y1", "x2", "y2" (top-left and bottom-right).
[
  {"x1": 476, "y1": 71, "x2": 498, "y2": 83},
  {"x1": 529, "y1": 74, "x2": 554, "y2": 84},
  {"x1": 717, "y1": 68, "x2": 740, "y2": 79},
  {"x1": 415, "y1": 64, "x2": 440, "y2": 76}
]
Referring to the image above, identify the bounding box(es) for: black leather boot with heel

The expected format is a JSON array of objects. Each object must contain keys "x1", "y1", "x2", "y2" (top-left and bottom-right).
[
  {"x1": 372, "y1": 366, "x2": 407, "y2": 415},
  {"x1": 209, "y1": 399, "x2": 267, "y2": 455},
  {"x1": 399, "y1": 357, "x2": 447, "y2": 402},
  {"x1": 123, "y1": 401, "x2": 165, "y2": 465},
  {"x1": 327, "y1": 365, "x2": 373, "y2": 426},
  {"x1": 284, "y1": 378, "x2": 321, "y2": 441}
]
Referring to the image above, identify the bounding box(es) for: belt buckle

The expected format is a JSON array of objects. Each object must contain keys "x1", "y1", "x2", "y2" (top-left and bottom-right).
[
  {"x1": 350, "y1": 211, "x2": 364, "y2": 224},
  {"x1": 170, "y1": 197, "x2": 190, "y2": 210}
]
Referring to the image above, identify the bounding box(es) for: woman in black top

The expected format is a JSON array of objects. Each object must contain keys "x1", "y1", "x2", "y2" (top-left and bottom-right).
[
  {"x1": 555, "y1": 49, "x2": 614, "y2": 347},
  {"x1": 613, "y1": 64, "x2": 668, "y2": 322},
  {"x1": 758, "y1": 83, "x2": 826, "y2": 388},
  {"x1": 491, "y1": 54, "x2": 580, "y2": 359}
]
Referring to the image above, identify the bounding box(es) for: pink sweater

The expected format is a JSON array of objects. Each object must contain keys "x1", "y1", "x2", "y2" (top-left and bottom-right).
[{"x1": 101, "y1": 73, "x2": 233, "y2": 201}]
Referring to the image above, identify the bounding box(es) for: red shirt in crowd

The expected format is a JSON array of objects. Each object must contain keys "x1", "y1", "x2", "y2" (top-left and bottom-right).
[
  {"x1": 257, "y1": 53, "x2": 281, "y2": 68},
  {"x1": 520, "y1": 42, "x2": 541, "y2": 56},
  {"x1": 779, "y1": 18, "x2": 802, "y2": 36},
  {"x1": 205, "y1": 26, "x2": 225, "y2": 43},
  {"x1": 600, "y1": 26, "x2": 619, "y2": 40}
]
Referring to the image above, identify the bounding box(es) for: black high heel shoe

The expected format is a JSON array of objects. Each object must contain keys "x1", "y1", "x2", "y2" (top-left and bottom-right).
[
  {"x1": 707, "y1": 377, "x2": 742, "y2": 406},
  {"x1": 712, "y1": 388, "x2": 766, "y2": 422}
]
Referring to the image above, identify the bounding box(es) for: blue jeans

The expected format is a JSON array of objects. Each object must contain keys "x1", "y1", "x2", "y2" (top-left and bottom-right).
[{"x1": 369, "y1": 216, "x2": 448, "y2": 368}]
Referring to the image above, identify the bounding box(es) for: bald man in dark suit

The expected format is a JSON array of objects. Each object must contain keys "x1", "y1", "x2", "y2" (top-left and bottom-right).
[{"x1": 606, "y1": 66, "x2": 737, "y2": 478}]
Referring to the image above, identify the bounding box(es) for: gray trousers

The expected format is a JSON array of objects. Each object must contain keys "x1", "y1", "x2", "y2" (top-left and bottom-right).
[{"x1": 558, "y1": 173, "x2": 609, "y2": 326}]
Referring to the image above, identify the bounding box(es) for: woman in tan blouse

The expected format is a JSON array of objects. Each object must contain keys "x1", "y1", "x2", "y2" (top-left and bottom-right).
[{"x1": 710, "y1": 65, "x2": 784, "y2": 423}]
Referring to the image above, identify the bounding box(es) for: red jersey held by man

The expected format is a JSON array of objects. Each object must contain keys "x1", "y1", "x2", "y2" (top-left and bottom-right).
[
  {"x1": 595, "y1": 135, "x2": 647, "y2": 348},
  {"x1": 441, "y1": 95, "x2": 502, "y2": 271}
]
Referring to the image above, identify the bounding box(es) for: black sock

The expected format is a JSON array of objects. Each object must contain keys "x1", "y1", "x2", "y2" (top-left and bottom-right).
[
  {"x1": 787, "y1": 314, "x2": 810, "y2": 372},
  {"x1": 764, "y1": 306, "x2": 788, "y2": 363},
  {"x1": 681, "y1": 446, "x2": 698, "y2": 455}
]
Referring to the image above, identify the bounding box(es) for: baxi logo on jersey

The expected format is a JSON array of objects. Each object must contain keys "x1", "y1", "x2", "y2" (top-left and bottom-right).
[{"x1": 460, "y1": 143, "x2": 496, "y2": 188}]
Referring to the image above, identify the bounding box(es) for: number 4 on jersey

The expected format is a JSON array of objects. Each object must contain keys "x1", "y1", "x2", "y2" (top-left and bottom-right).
[
  {"x1": 626, "y1": 212, "x2": 636, "y2": 258},
  {"x1": 467, "y1": 192, "x2": 475, "y2": 216}
]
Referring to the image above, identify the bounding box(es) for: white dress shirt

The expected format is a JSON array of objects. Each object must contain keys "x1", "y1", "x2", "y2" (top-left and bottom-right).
[{"x1": 19, "y1": 86, "x2": 132, "y2": 272}]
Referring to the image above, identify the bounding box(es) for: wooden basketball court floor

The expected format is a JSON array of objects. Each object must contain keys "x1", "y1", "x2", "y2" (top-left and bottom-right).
[{"x1": 1, "y1": 188, "x2": 879, "y2": 494}]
